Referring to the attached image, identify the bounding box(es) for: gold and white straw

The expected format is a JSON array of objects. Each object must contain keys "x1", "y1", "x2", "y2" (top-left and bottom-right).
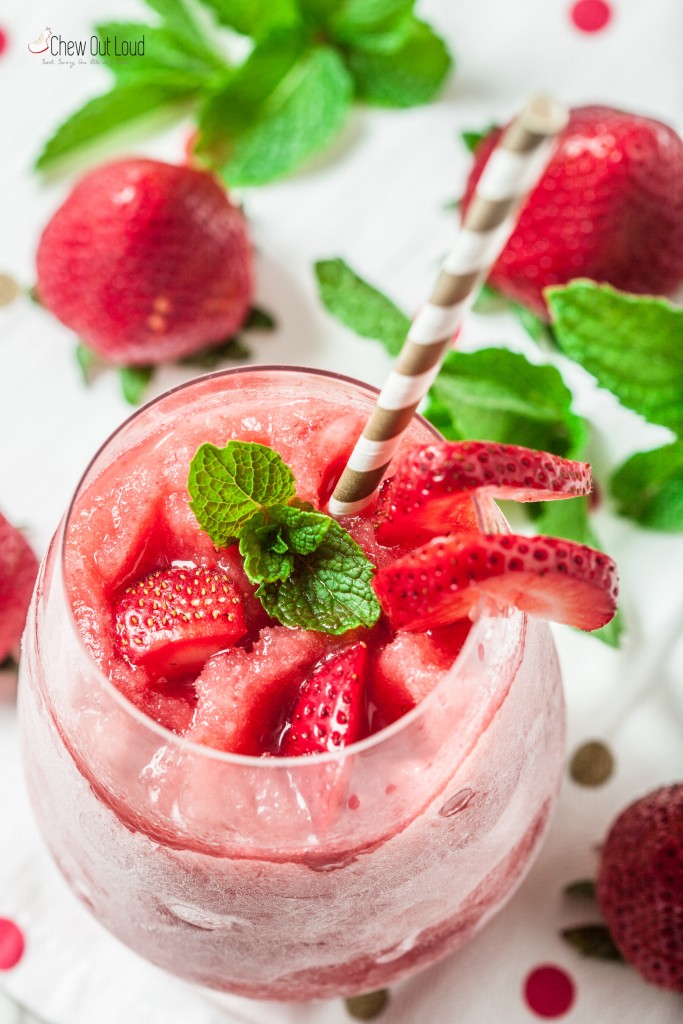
[{"x1": 328, "y1": 95, "x2": 569, "y2": 517}]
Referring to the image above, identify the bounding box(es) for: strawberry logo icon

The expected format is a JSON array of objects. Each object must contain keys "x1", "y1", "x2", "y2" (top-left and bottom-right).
[{"x1": 28, "y1": 27, "x2": 53, "y2": 54}]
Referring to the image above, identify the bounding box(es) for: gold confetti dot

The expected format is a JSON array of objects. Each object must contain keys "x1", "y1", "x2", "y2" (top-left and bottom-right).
[
  {"x1": 569, "y1": 740, "x2": 615, "y2": 787},
  {"x1": 345, "y1": 990, "x2": 389, "y2": 1020},
  {"x1": 0, "y1": 274, "x2": 20, "y2": 308}
]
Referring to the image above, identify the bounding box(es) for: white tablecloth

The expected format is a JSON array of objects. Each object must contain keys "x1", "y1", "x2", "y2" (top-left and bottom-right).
[{"x1": 1, "y1": 2, "x2": 682, "y2": 1022}]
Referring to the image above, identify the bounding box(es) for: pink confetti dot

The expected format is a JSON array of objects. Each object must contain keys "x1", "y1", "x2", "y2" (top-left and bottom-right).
[
  {"x1": 524, "y1": 964, "x2": 576, "y2": 1018},
  {"x1": 0, "y1": 28, "x2": 8, "y2": 57},
  {"x1": 0, "y1": 918, "x2": 25, "y2": 970},
  {"x1": 570, "y1": 0, "x2": 612, "y2": 32}
]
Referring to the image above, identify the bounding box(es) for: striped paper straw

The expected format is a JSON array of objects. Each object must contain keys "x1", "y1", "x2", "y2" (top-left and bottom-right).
[{"x1": 329, "y1": 95, "x2": 569, "y2": 517}]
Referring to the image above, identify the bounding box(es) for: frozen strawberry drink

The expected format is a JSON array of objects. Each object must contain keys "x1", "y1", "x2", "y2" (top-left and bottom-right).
[{"x1": 18, "y1": 367, "x2": 616, "y2": 1000}]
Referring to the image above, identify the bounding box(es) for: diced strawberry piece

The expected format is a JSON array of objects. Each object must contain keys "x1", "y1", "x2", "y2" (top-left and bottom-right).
[
  {"x1": 370, "y1": 621, "x2": 471, "y2": 728},
  {"x1": 189, "y1": 626, "x2": 330, "y2": 754},
  {"x1": 0, "y1": 511, "x2": 39, "y2": 662},
  {"x1": 374, "y1": 533, "x2": 618, "y2": 633},
  {"x1": 374, "y1": 442, "x2": 591, "y2": 545},
  {"x1": 279, "y1": 643, "x2": 369, "y2": 756},
  {"x1": 113, "y1": 565, "x2": 246, "y2": 678}
]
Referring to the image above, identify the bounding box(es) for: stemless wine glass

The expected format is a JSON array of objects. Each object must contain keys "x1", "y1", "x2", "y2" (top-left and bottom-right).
[{"x1": 18, "y1": 367, "x2": 564, "y2": 1001}]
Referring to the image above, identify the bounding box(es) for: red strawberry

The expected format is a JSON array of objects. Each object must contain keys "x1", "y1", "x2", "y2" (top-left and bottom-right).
[
  {"x1": 463, "y1": 105, "x2": 683, "y2": 317},
  {"x1": 279, "y1": 642, "x2": 369, "y2": 756},
  {"x1": 113, "y1": 565, "x2": 247, "y2": 677},
  {"x1": 36, "y1": 159, "x2": 253, "y2": 365},
  {"x1": 373, "y1": 533, "x2": 618, "y2": 632},
  {"x1": 596, "y1": 784, "x2": 683, "y2": 992},
  {"x1": 374, "y1": 441, "x2": 591, "y2": 545},
  {"x1": 0, "y1": 511, "x2": 39, "y2": 662}
]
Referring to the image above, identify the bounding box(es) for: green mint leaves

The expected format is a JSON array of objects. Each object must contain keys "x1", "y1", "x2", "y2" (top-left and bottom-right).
[
  {"x1": 315, "y1": 258, "x2": 411, "y2": 356},
  {"x1": 188, "y1": 441, "x2": 381, "y2": 634},
  {"x1": 547, "y1": 281, "x2": 683, "y2": 532},
  {"x1": 35, "y1": 0, "x2": 452, "y2": 180},
  {"x1": 189, "y1": 441, "x2": 296, "y2": 547},
  {"x1": 548, "y1": 282, "x2": 683, "y2": 435}
]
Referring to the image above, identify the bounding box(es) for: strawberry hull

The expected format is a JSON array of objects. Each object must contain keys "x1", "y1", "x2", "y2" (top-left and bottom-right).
[{"x1": 18, "y1": 368, "x2": 566, "y2": 1001}]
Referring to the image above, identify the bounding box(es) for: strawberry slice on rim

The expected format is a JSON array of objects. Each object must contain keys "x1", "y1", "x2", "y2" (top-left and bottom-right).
[
  {"x1": 114, "y1": 565, "x2": 247, "y2": 677},
  {"x1": 279, "y1": 642, "x2": 369, "y2": 756},
  {"x1": 373, "y1": 533, "x2": 618, "y2": 632},
  {"x1": 374, "y1": 441, "x2": 592, "y2": 545}
]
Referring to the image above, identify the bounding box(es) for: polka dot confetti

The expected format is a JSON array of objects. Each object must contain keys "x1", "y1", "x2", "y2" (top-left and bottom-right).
[
  {"x1": 0, "y1": 273, "x2": 21, "y2": 308},
  {"x1": 569, "y1": 740, "x2": 615, "y2": 787},
  {"x1": 0, "y1": 917, "x2": 25, "y2": 970},
  {"x1": 524, "y1": 964, "x2": 576, "y2": 1018},
  {"x1": 570, "y1": 0, "x2": 613, "y2": 33}
]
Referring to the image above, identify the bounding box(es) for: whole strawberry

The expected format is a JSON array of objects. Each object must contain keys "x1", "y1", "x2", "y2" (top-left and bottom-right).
[
  {"x1": 0, "y1": 511, "x2": 39, "y2": 662},
  {"x1": 36, "y1": 159, "x2": 253, "y2": 365},
  {"x1": 596, "y1": 784, "x2": 683, "y2": 992},
  {"x1": 463, "y1": 106, "x2": 683, "y2": 318}
]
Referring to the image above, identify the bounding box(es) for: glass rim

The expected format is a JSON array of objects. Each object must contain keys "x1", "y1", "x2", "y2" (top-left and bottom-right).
[{"x1": 58, "y1": 363, "x2": 525, "y2": 769}]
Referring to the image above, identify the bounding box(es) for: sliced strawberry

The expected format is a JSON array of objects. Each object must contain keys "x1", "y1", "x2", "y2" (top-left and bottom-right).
[
  {"x1": 373, "y1": 533, "x2": 618, "y2": 632},
  {"x1": 279, "y1": 643, "x2": 369, "y2": 756},
  {"x1": 374, "y1": 442, "x2": 591, "y2": 545},
  {"x1": 113, "y1": 565, "x2": 247, "y2": 677},
  {"x1": 0, "y1": 511, "x2": 39, "y2": 662}
]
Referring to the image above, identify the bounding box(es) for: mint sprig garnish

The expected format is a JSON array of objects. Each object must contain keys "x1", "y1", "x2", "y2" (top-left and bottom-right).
[
  {"x1": 35, "y1": 0, "x2": 452, "y2": 180},
  {"x1": 188, "y1": 440, "x2": 381, "y2": 634},
  {"x1": 189, "y1": 441, "x2": 296, "y2": 547},
  {"x1": 254, "y1": 518, "x2": 380, "y2": 634}
]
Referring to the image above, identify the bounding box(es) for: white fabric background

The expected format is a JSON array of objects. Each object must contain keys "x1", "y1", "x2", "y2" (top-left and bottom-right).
[{"x1": 1, "y1": 1, "x2": 682, "y2": 1022}]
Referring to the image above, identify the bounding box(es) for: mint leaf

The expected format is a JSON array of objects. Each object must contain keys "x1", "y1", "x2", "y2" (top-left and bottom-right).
[
  {"x1": 331, "y1": 0, "x2": 414, "y2": 52},
  {"x1": 142, "y1": 0, "x2": 223, "y2": 63},
  {"x1": 119, "y1": 365, "x2": 153, "y2": 405},
  {"x1": 197, "y1": 30, "x2": 307, "y2": 158},
  {"x1": 200, "y1": 0, "x2": 300, "y2": 39},
  {"x1": 345, "y1": 18, "x2": 451, "y2": 107},
  {"x1": 239, "y1": 512, "x2": 294, "y2": 584},
  {"x1": 424, "y1": 348, "x2": 588, "y2": 459},
  {"x1": 315, "y1": 258, "x2": 410, "y2": 356},
  {"x1": 548, "y1": 282, "x2": 683, "y2": 435},
  {"x1": 561, "y1": 925, "x2": 624, "y2": 963},
  {"x1": 528, "y1": 496, "x2": 623, "y2": 648},
  {"x1": 461, "y1": 124, "x2": 495, "y2": 153},
  {"x1": 255, "y1": 519, "x2": 381, "y2": 634},
  {"x1": 179, "y1": 336, "x2": 251, "y2": 369},
  {"x1": 243, "y1": 305, "x2": 276, "y2": 331},
  {"x1": 35, "y1": 80, "x2": 196, "y2": 171},
  {"x1": 611, "y1": 441, "x2": 683, "y2": 531},
  {"x1": 332, "y1": 0, "x2": 413, "y2": 36},
  {"x1": 300, "y1": 0, "x2": 344, "y2": 23},
  {"x1": 188, "y1": 441, "x2": 296, "y2": 546},
  {"x1": 75, "y1": 343, "x2": 99, "y2": 385},
  {"x1": 239, "y1": 503, "x2": 331, "y2": 584},
  {"x1": 276, "y1": 503, "x2": 332, "y2": 554},
  {"x1": 221, "y1": 47, "x2": 353, "y2": 186},
  {"x1": 95, "y1": 22, "x2": 220, "y2": 81}
]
